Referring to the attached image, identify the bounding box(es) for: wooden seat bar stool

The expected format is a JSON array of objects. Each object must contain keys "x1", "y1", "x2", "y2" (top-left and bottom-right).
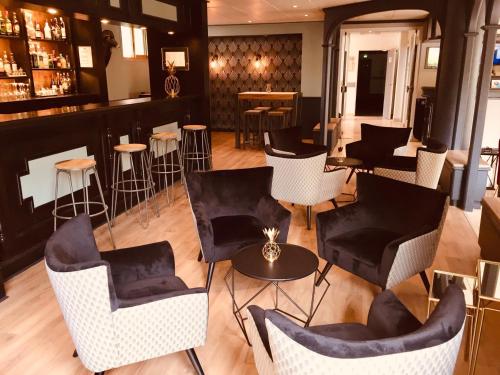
[
  {"x1": 276, "y1": 106, "x2": 293, "y2": 127},
  {"x1": 182, "y1": 125, "x2": 212, "y2": 173},
  {"x1": 149, "y1": 131, "x2": 186, "y2": 205},
  {"x1": 111, "y1": 143, "x2": 159, "y2": 229},
  {"x1": 53, "y1": 158, "x2": 115, "y2": 248},
  {"x1": 266, "y1": 109, "x2": 287, "y2": 130},
  {"x1": 243, "y1": 109, "x2": 265, "y2": 147}
]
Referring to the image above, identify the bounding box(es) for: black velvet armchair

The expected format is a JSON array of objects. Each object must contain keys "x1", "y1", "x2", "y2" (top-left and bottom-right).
[
  {"x1": 44, "y1": 214, "x2": 208, "y2": 375},
  {"x1": 247, "y1": 285, "x2": 465, "y2": 375},
  {"x1": 186, "y1": 166, "x2": 291, "y2": 291},
  {"x1": 316, "y1": 173, "x2": 448, "y2": 291},
  {"x1": 346, "y1": 123, "x2": 412, "y2": 179},
  {"x1": 264, "y1": 126, "x2": 327, "y2": 155}
]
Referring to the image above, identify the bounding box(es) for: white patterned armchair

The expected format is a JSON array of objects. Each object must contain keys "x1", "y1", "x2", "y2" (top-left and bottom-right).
[
  {"x1": 316, "y1": 173, "x2": 449, "y2": 291},
  {"x1": 45, "y1": 214, "x2": 208, "y2": 375},
  {"x1": 374, "y1": 138, "x2": 448, "y2": 189},
  {"x1": 246, "y1": 285, "x2": 465, "y2": 375},
  {"x1": 264, "y1": 145, "x2": 345, "y2": 229}
]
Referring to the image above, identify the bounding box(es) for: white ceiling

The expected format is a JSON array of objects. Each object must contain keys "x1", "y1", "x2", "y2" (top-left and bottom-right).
[{"x1": 207, "y1": 0, "x2": 429, "y2": 25}]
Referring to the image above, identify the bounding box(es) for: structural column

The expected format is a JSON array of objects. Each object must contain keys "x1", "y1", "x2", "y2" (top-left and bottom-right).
[{"x1": 462, "y1": 0, "x2": 500, "y2": 211}]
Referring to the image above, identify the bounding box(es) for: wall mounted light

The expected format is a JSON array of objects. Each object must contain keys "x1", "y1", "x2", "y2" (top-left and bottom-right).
[
  {"x1": 210, "y1": 55, "x2": 218, "y2": 69},
  {"x1": 254, "y1": 54, "x2": 262, "y2": 69},
  {"x1": 168, "y1": 31, "x2": 175, "y2": 35},
  {"x1": 101, "y1": 19, "x2": 110, "y2": 24},
  {"x1": 47, "y1": 8, "x2": 58, "y2": 15}
]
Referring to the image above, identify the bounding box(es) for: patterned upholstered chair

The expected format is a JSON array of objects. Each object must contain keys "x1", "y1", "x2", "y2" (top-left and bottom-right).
[
  {"x1": 246, "y1": 285, "x2": 465, "y2": 375},
  {"x1": 374, "y1": 138, "x2": 448, "y2": 189},
  {"x1": 316, "y1": 173, "x2": 448, "y2": 291},
  {"x1": 264, "y1": 126, "x2": 328, "y2": 155},
  {"x1": 264, "y1": 145, "x2": 345, "y2": 230},
  {"x1": 346, "y1": 124, "x2": 412, "y2": 181},
  {"x1": 187, "y1": 166, "x2": 291, "y2": 292},
  {"x1": 45, "y1": 214, "x2": 208, "y2": 375}
]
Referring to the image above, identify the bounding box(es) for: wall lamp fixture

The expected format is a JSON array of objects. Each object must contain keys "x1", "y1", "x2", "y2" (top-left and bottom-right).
[
  {"x1": 210, "y1": 55, "x2": 218, "y2": 69},
  {"x1": 254, "y1": 54, "x2": 262, "y2": 69}
]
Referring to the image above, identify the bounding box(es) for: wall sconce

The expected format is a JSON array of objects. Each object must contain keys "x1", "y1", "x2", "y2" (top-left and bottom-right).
[
  {"x1": 254, "y1": 54, "x2": 262, "y2": 69},
  {"x1": 210, "y1": 55, "x2": 218, "y2": 69}
]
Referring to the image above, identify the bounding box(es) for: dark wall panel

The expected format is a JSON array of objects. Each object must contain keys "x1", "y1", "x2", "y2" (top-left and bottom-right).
[{"x1": 208, "y1": 34, "x2": 302, "y2": 130}]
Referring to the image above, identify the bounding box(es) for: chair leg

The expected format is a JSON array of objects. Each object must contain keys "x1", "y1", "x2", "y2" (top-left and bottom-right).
[
  {"x1": 331, "y1": 198, "x2": 339, "y2": 209},
  {"x1": 186, "y1": 348, "x2": 205, "y2": 375},
  {"x1": 306, "y1": 206, "x2": 312, "y2": 230},
  {"x1": 72, "y1": 349, "x2": 78, "y2": 358},
  {"x1": 316, "y1": 262, "x2": 333, "y2": 287},
  {"x1": 420, "y1": 271, "x2": 430, "y2": 292},
  {"x1": 197, "y1": 249, "x2": 203, "y2": 262},
  {"x1": 206, "y1": 262, "x2": 215, "y2": 292},
  {"x1": 94, "y1": 372, "x2": 105, "y2": 375}
]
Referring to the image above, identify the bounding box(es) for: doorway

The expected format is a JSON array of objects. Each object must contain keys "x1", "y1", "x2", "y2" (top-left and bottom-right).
[{"x1": 355, "y1": 50, "x2": 388, "y2": 116}]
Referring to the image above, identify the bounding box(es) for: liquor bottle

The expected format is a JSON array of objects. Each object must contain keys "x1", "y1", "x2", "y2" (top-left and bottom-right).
[
  {"x1": 48, "y1": 52, "x2": 54, "y2": 69},
  {"x1": 0, "y1": 12, "x2": 5, "y2": 35},
  {"x1": 0, "y1": 55, "x2": 4, "y2": 74},
  {"x1": 3, "y1": 51, "x2": 11, "y2": 75},
  {"x1": 51, "y1": 75, "x2": 57, "y2": 92},
  {"x1": 59, "y1": 17, "x2": 66, "y2": 40},
  {"x1": 42, "y1": 48, "x2": 49, "y2": 68},
  {"x1": 65, "y1": 55, "x2": 71, "y2": 69},
  {"x1": 26, "y1": 13, "x2": 36, "y2": 39},
  {"x1": 10, "y1": 53, "x2": 17, "y2": 72},
  {"x1": 37, "y1": 45, "x2": 44, "y2": 68},
  {"x1": 35, "y1": 22, "x2": 43, "y2": 39},
  {"x1": 59, "y1": 54, "x2": 67, "y2": 69},
  {"x1": 29, "y1": 43, "x2": 38, "y2": 68},
  {"x1": 5, "y1": 11, "x2": 12, "y2": 35},
  {"x1": 55, "y1": 51, "x2": 61, "y2": 68},
  {"x1": 44, "y1": 20, "x2": 51, "y2": 40},
  {"x1": 12, "y1": 12, "x2": 20, "y2": 36}
]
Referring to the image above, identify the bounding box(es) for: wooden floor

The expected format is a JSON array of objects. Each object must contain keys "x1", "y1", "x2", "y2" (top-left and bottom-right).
[{"x1": 0, "y1": 124, "x2": 499, "y2": 375}]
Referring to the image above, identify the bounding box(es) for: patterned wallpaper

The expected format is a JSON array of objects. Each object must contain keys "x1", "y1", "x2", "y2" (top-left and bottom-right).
[{"x1": 208, "y1": 34, "x2": 302, "y2": 130}]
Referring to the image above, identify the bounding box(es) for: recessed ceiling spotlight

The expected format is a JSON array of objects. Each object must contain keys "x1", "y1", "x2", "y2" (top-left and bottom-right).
[
  {"x1": 304, "y1": 14, "x2": 309, "y2": 17},
  {"x1": 292, "y1": 5, "x2": 298, "y2": 8},
  {"x1": 100, "y1": 19, "x2": 110, "y2": 24},
  {"x1": 47, "y1": 8, "x2": 58, "y2": 15},
  {"x1": 368, "y1": 30, "x2": 372, "y2": 33},
  {"x1": 168, "y1": 30, "x2": 175, "y2": 35},
  {"x1": 248, "y1": 20, "x2": 253, "y2": 23}
]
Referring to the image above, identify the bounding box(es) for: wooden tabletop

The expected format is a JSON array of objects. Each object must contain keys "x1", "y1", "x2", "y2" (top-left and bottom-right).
[{"x1": 237, "y1": 91, "x2": 298, "y2": 100}]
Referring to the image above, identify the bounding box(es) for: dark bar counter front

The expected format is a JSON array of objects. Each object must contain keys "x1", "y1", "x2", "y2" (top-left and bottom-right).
[{"x1": 0, "y1": 0, "x2": 210, "y2": 299}]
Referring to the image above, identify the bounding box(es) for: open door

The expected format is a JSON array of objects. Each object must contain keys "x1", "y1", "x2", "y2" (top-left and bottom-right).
[
  {"x1": 355, "y1": 50, "x2": 388, "y2": 116},
  {"x1": 383, "y1": 49, "x2": 398, "y2": 119}
]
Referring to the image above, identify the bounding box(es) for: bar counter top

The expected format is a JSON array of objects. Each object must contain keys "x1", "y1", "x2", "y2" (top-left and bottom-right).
[{"x1": 0, "y1": 96, "x2": 194, "y2": 130}]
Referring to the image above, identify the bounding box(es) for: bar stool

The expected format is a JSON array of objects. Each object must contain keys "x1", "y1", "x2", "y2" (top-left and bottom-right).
[
  {"x1": 266, "y1": 109, "x2": 287, "y2": 130},
  {"x1": 53, "y1": 158, "x2": 115, "y2": 248},
  {"x1": 111, "y1": 143, "x2": 159, "y2": 229},
  {"x1": 149, "y1": 131, "x2": 186, "y2": 205},
  {"x1": 276, "y1": 106, "x2": 294, "y2": 127},
  {"x1": 243, "y1": 109, "x2": 264, "y2": 147},
  {"x1": 182, "y1": 125, "x2": 212, "y2": 173}
]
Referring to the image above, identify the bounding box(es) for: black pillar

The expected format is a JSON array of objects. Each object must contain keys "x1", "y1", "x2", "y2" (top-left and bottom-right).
[
  {"x1": 431, "y1": 0, "x2": 469, "y2": 146},
  {"x1": 462, "y1": 0, "x2": 500, "y2": 211}
]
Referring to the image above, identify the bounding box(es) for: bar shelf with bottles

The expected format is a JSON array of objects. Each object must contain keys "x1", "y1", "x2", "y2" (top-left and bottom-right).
[{"x1": 0, "y1": 3, "x2": 79, "y2": 105}]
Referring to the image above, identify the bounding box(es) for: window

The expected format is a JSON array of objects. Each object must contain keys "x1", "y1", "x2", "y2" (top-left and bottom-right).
[{"x1": 120, "y1": 25, "x2": 148, "y2": 58}]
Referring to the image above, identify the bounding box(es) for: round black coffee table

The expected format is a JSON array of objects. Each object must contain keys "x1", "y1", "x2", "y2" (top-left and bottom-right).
[
  {"x1": 326, "y1": 156, "x2": 363, "y2": 169},
  {"x1": 225, "y1": 243, "x2": 330, "y2": 344}
]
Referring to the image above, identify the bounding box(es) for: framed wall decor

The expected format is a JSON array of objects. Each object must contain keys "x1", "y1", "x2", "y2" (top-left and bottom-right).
[
  {"x1": 425, "y1": 47, "x2": 440, "y2": 69},
  {"x1": 161, "y1": 47, "x2": 189, "y2": 71}
]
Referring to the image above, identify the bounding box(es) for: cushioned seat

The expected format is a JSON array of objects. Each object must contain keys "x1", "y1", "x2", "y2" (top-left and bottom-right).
[
  {"x1": 308, "y1": 323, "x2": 377, "y2": 341},
  {"x1": 212, "y1": 215, "x2": 264, "y2": 246},
  {"x1": 326, "y1": 228, "x2": 401, "y2": 266},
  {"x1": 113, "y1": 275, "x2": 188, "y2": 300}
]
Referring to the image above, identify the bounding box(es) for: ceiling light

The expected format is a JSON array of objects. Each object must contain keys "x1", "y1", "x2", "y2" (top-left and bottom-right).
[
  {"x1": 101, "y1": 19, "x2": 110, "y2": 24},
  {"x1": 248, "y1": 20, "x2": 252, "y2": 23},
  {"x1": 292, "y1": 5, "x2": 297, "y2": 8},
  {"x1": 304, "y1": 14, "x2": 309, "y2": 17},
  {"x1": 140, "y1": 26, "x2": 147, "y2": 30},
  {"x1": 168, "y1": 31, "x2": 175, "y2": 35},
  {"x1": 368, "y1": 30, "x2": 372, "y2": 33},
  {"x1": 47, "y1": 8, "x2": 58, "y2": 15}
]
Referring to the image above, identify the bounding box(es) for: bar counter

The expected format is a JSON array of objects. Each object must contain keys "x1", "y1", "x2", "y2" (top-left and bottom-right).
[{"x1": 0, "y1": 96, "x2": 205, "y2": 299}]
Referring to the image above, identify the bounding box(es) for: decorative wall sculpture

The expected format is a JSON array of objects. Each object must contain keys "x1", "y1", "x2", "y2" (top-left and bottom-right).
[{"x1": 209, "y1": 34, "x2": 302, "y2": 130}]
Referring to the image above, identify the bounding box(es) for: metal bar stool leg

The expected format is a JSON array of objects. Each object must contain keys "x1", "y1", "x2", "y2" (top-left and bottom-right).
[
  {"x1": 53, "y1": 170, "x2": 61, "y2": 231},
  {"x1": 93, "y1": 167, "x2": 116, "y2": 249}
]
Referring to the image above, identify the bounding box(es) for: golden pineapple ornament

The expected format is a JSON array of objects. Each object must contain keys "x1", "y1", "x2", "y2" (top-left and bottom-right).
[
  {"x1": 164, "y1": 61, "x2": 181, "y2": 98},
  {"x1": 262, "y1": 228, "x2": 281, "y2": 262}
]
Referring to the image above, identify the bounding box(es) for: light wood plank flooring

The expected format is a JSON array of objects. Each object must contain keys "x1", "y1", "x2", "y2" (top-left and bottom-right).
[{"x1": 0, "y1": 130, "x2": 498, "y2": 375}]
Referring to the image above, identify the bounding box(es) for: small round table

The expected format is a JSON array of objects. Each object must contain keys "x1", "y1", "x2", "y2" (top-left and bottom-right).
[{"x1": 225, "y1": 243, "x2": 330, "y2": 345}]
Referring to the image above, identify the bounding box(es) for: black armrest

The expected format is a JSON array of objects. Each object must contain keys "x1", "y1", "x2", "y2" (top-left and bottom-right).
[
  {"x1": 367, "y1": 290, "x2": 422, "y2": 339},
  {"x1": 101, "y1": 241, "x2": 175, "y2": 284},
  {"x1": 377, "y1": 156, "x2": 417, "y2": 171},
  {"x1": 190, "y1": 201, "x2": 215, "y2": 262},
  {"x1": 345, "y1": 140, "x2": 364, "y2": 158},
  {"x1": 117, "y1": 287, "x2": 207, "y2": 309},
  {"x1": 255, "y1": 196, "x2": 291, "y2": 243}
]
